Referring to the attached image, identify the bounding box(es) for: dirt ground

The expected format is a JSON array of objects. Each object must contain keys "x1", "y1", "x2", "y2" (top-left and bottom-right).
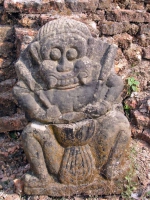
[{"x1": 0, "y1": 131, "x2": 149, "y2": 200}]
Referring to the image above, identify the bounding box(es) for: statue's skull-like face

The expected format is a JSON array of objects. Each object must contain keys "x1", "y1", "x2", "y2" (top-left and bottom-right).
[{"x1": 30, "y1": 33, "x2": 101, "y2": 89}]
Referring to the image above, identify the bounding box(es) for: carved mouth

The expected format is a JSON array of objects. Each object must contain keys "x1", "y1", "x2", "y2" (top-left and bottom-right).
[
  {"x1": 47, "y1": 71, "x2": 88, "y2": 89},
  {"x1": 57, "y1": 77, "x2": 79, "y2": 89}
]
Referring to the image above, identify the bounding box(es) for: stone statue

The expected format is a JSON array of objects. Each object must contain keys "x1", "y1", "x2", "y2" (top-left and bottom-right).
[{"x1": 13, "y1": 18, "x2": 131, "y2": 196}]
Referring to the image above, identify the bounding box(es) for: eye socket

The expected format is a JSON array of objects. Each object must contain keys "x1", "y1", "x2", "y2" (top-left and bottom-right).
[
  {"x1": 50, "y1": 48, "x2": 61, "y2": 61},
  {"x1": 66, "y1": 48, "x2": 78, "y2": 61}
]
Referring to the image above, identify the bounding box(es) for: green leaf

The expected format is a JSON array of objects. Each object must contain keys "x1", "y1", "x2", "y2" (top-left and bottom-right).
[
  {"x1": 134, "y1": 81, "x2": 139, "y2": 86},
  {"x1": 131, "y1": 85, "x2": 137, "y2": 92},
  {"x1": 128, "y1": 78, "x2": 133, "y2": 86},
  {"x1": 9, "y1": 131, "x2": 18, "y2": 139},
  {"x1": 127, "y1": 87, "x2": 131, "y2": 95},
  {"x1": 130, "y1": 77, "x2": 135, "y2": 82},
  {"x1": 124, "y1": 104, "x2": 130, "y2": 110}
]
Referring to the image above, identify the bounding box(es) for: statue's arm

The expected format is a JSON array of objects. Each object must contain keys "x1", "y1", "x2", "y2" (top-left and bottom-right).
[
  {"x1": 82, "y1": 72, "x2": 123, "y2": 118},
  {"x1": 59, "y1": 111, "x2": 88, "y2": 124},
  {"x1": 13, "y1": 81, "x2": 46, "y2": 122},
  {"x1": 13, "y1": 81, "x2": 62, "y2": 123},
  {"x1": 105, "y1": 72, "x2": 123, "y2": 103}
]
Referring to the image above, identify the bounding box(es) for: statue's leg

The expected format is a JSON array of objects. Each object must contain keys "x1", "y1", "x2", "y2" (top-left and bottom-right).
[
  {"x1": 22, "y1": 122, "x2": 64, "y2": 187},
  {"x1": 90, "y1": 111, "x2": 131, "y2": 180},
  {"x1": 102, "y1": 129, "x2": 131, "y2": 180}
]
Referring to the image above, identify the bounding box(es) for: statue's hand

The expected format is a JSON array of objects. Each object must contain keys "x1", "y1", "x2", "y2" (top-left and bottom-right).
[
  {"x1": 45, "y1": 105, "x2": 62, "y2": 122},
  {"x1": 34, "y1": 106, "x2": 62, "y2": 123},
  {"x1": 83, "y1": 101, "x2": 111, "y2": 118},
  {"x1": 59, "y1": 112, "x2": 87, "y2": 123}
]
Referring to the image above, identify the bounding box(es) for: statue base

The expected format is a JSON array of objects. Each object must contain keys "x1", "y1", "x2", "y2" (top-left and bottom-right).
[{"x1": 24, "y1": 176, "x2": 127, "y2": 197}]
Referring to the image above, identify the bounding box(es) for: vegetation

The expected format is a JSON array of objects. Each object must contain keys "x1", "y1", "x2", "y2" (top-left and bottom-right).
[
  {"x1": 124, "y1": 103, "x2": 130, "y2": 118},
  {"x1": 121, "y1": 147, "x2": 137, "y2": 200},
  {"x1": 127, "y1": 77, "x2": 140, "y2": 95}
]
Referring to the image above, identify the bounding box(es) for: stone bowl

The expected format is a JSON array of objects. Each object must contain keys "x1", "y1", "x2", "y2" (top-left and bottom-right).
[{"x1": 52, "y1": 119, "x2": 95, "y2": 147}]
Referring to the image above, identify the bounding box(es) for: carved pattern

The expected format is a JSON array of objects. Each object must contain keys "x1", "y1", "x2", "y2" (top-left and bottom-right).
[{"x1": 59, "y1": 145, "x2": 96, "y2": 185}]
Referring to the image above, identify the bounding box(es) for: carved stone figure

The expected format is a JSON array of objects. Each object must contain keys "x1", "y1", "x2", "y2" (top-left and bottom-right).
[{"x1": 13, "y1": 18, "x2": 131, "y2": 196}]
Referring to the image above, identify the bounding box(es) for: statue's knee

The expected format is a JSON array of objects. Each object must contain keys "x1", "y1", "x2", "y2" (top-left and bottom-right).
[
  {"x1": 22, "y1": 122, "x2": 46, "y2": 138},
  {"x1": 22, "y1": 123, "x2": 35, "y2": 140},
  {"x1": 22, "y1": 122, "x2": 52, "y2": 143},
  {"x1": 119, "y1": 128, "x2": 131, "y2": 144}
]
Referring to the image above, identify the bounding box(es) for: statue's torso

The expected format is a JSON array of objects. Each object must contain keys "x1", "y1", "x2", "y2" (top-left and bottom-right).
[{"x1": 43, "y1": 82, "x2": 98, "y2": 113}]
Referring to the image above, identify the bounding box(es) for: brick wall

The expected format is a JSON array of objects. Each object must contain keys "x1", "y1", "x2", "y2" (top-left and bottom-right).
[{"x1": 0, "y1": 0, "x2": 149, "y2": 132}]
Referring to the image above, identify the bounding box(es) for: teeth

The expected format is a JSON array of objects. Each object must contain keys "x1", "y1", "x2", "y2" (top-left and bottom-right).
[
  {"x1": 48, "y1": 76, "x2": 57, "y2": 88},
  {"x1": 78, "y1": 72, "x2": 88, "y2": 85},
  {"x1": 80, "y1": 77, "x2": 87, "y2": 84},
  {"x1": 70, "y1": 78, "x2": 74, "y2": 84},
  {"x1": 65, "y1": 79, "x2": 70, "y2": 85},
  {"x1": 61, "y1": 79, "x2": 66, "y2": 86},
  {"x1": 74, "y1": 77, "x2": 78, "y2": 84},
  {"x1": 57, "y1": 80, "x2": 61, "y2": 86},
  {"x1": 56, "y1": 77, "x2": 79, "y2": 87}
]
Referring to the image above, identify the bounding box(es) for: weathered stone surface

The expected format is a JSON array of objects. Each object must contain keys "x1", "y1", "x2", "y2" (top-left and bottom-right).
[
  {"x1": 24, "y1": 177, "x2": 129, "y2": 196},
  {"x1": 39, "y1": 13, "x2": 58, "y2": 25},
  {"x1": 4, "y1": 0, "x2": 65, "y2": 14},
  {"x1": 106, "y1": 9, "x2": 150, "y2": 23},
  {"x1": 114, "y1": 48, "x2": 129, "y2": 77},
  {"x1": 0, "y1": 114, "x2": 27, "y2": 133},
  {"x1": 0, "y1": 79, "x2": 16, "y2": 92},
  {"x1": 142, "y1": 46, "x2": 150, "y2": 59},
  {"x1": 139, "y1": 24, "x2": 150, "y2": 36},
  {"x1": 115, "y1": 0, "x2": 144, "y2": 9},
  {"x1": 0, "y1": 26, "x2": 13, "y2": 42},
  {"x1": 93, "y1": 10, "x2": 105, "y2": 21},
  {"x1": 136, "y1": 61, "x2": 150, "y2": 91},
  {"x1": 39, "y1": 14, "x2": 99, "y2": 37},
  {"x1": 0, "y1": 80, "x2": 16, "y2": 118},
  {"x1": 131, "y1": 126, "x2": 150, "y2": 144},
  {"x1": 115, "y1": 0, "x2": 129, "y2": 9},
  {"x1": 98, "y1": 0, "x2": 111, "y2": 9},
  {"x1": 114, "y1": 33, "x2": 133, "y2": 50},
  {"x1": 4, "y1": 0, "x2": 99, "y2": 13},
  {"x1": 5, "y1": 194, "x2": 21, "y2": 200},
  {"x1": 132, "y1": 110, "x2": 150, "y2": 128},
  {"x1": 140, "y1": 129, "x2": 150, "y2": 144},
  {"x1": 0, "y1": 64, "x2": 16, "y2": 82},
  {"x1": 65, "y1": 0, "x2": 99, "y2": 12},
  {"x1": 0, "y1": 57, "x2": 14, "y2": 68},
  {"x1": 128, "y1": 0, "x2": 144, "y2": 10},
  {"x1": 13, "y1": 18, "x2": 131, "y2": 196},
  {"x1": 15, "y1": 27, "x2": 37, "y2": 57},
  {"x1": 39, "y1": 13, "x2": 88, "y2": 26},
  {"x1": 0, "y1": 91, "x2": 16, "y2": 116},
  {"x1": 124, "y1": 44, "x2": 142, "y2": 65},
  {"x1": 127, "y1": 24, "x2": 139, "y2": 35},
  {"x1": 137, "y1": 34, "x2": 150, "y2": 47},
  {"x1": 100, "y1": 21, "x2": 130, "y2": 36},
  {"x1": 0, "y1": 9, "x2": 8, "y2": 25},
  {"x1": 19, "y1": 14, "x2": 40, "y2": 28},
  {"x1": 96, "y1": 10, "x2": 105, "y2": 21},
  {"x1": 0, "y1": 42, "x2": 14, "y2": 57}
]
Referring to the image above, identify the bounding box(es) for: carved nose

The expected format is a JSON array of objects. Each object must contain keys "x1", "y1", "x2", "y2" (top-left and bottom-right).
[{"x1": 57, "y1": 57, "x2": 73, "y2": 72}]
